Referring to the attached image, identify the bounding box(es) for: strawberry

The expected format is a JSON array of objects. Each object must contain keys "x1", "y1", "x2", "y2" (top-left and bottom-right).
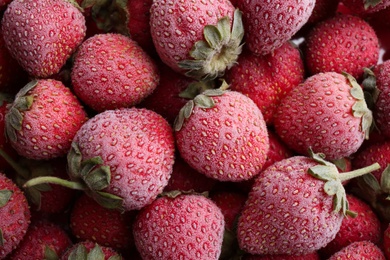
[
  {"x1": 236, "y1": 152, "x2": 380, "y2": 255},
  {"x1": 133, "y1": 193, "x2": 225, "y2": 260},
  {"x1": 9, "y1": 220, "x2": 72, "y2": 260},
  {"x1": 1, "y1": 0, "x2": 86, "y2": 78},
  {"x1": 225, "y1": 41, "x2": 305, "y2": 125},
  {"x1": 274, "y1": 72, "x2": 372, "y2": 160},
  {"x1": 340, "y1": 0, "x2": 390, "y2": 15},
  {"x1": 70, "y1": 194, "x2": 135, "y2": 252},
  {"x1": 71, "y1": 33, "x2": 160, "y2": 112},
  {"x1": 319, "y1": 194, "x2": 382, "y2": 258},
  {"x1": 304, "y1": 14, "x2": 379, "y2": 79},
  {"x1": 61, "y1": 240, "x2": 123, "y2": 260},
  {"x1": 174, "y1": 88, "x2": 269, "y2": 182},
  {"x1": 4, "y1": 79, "x2": 88, "y2": 160},
  {"x1": 263, "y1": 129, "x2": 294, "y2": 171},
  {"x1": 243, "y1": 252, "x2": 320, "y2": 260},
  {"x1": 327, "y1": 240, "x2": 386, "y2": 259},
  {"x1": 150, "y1": 0, "x2": 244, "y2": 80},
  {"x1": 306, "y1": 0, "x2": 340, "y2": 25},
  {"x1": 371, "y1": 60, "x2": 390, "y2": 138},
  {"x1": 0, "y1": 173, "x2": 30, "y2": 258},
  {"x1": 235, "y1": 0, "x2": 315, "y2": 55},
  {"x1": 383, "y1": 224, "x2": 390, "y2": 259}
]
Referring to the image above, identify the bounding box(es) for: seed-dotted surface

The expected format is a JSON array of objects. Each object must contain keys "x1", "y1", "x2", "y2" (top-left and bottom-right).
[
  {"x1": 237, "y1": 156, "x2": 343, "y2": 255},
  {"x1": 373, "y1": 60, "x2": 390, "y2": 139},
  {"x1": 175, "y1": 91, "x2": 269, "y2": 182},
  {"x1": 73, "y1": 108, "x2": 175, "y2": 211},
  {"x1": 133, "y1": 194, "x2": 225, "y2": 260}
]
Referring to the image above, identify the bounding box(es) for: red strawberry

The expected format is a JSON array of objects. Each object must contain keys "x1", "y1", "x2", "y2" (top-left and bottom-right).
[
  {"x1": 235, "y1": 0, "x2": 315, "y2": 55},
  {"x1": 327, "y1": 240, "x2": 386, "y2": 259},
  {"x1": 9, "y1": 220, "x2": 72, "y2": 260},
  {"x1": 70, "y1": 194, "x2": 135, "y2": 252},
  {"x1": 175, "y1": 89, "x2": 269, "y2": 182},
  {"x1": 0, "y1": 173, "x2": 30, "y2": 258},
  {"x1": 71, "y1": 33, "x2": 159, "y2": 112},
  {"x1": 274, "y1": 72, "x2": 372, "y2": 160},
  {"x1": 236, "y1": 152, "x2": 380, "y2": 255},
  {"x1": 133, "y1": 193, "x2": 225, "y2": 260},
  {"x1": 371, "y1": 60, "x2": 390, "y2": 138},
  {"x1": 306, "y1": 0, "x2": 340, "y2": 25},
  {"x1": 150, "y1": 0, "x2": 244, "y2": 80},
  {"x1": 243, "y1": 251, "x2": 320, "y2": 260},
  {"x1": 304, "y1": 14, "x2": 379, "y2": 79},
  {"x1": 319, "y1": 194, "x2": 382, "y2": 258},
  {"x1": 340, "y1": 0, "x2": 390, "y2": 15},
  {"x1": 61, "y1": 240, "x2": 123, "y2": 260},
  {"x1": 4, "y1": 79, "x2": 88, "y2": 160},
  {"x1": 225, "y1": 41, "x2": 305, "y2": 125},
  {"x1": 383, "y1": 223, "x2": 390, "y2": 259},
  {"x1": 263, "y1": 129, "x2": 294, "y2": 170},
  {"x1": 1, "y1": 0, "x2": 86, "y2": 78}
]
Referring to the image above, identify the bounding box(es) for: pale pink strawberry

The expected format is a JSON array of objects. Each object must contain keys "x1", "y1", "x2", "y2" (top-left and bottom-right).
[
  {"x1": 175, "y1": 89, "x2": 269, "y2": 182},
  {"x1": 236, "y1": 154, "x2": 380, "y2": 255},
  {"x1": 274, "y1": 72, "x2": 372, "y2": 160},
  {"x1": 235, "y1": 0, "x2": 315, "y2": 55},
  {"x1": 304, "y1": 14, "x2": 379, "y2": 79},
  {"x1": 71, "y1": 33, "x2": 159, "y2": 112},
  {"x1": 328, "y1": 241, "x2": 386, "y2": 259},
  {"x1": 150, "y1": 0, "x2": 243, "y2": 80},
  {"x1": 4, "y1": 79, "x2": 88, "y2": 160},
  {"x1": 1, "y1": 0, "x2": 86, "y2": 78},
  {"x1": 133, "y1": 193, "x2": 225, "y2": 260},
  {"x1": 225, "y1": 41, "x2": 305, "y2": 125}
]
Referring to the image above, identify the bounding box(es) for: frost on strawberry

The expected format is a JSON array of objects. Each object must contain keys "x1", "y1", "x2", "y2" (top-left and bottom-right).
[
  {"x1": 174, "y1": 88, "x2": 269, "y2": 182},
  {"x1": 150, "y1": 0, "x2": 244, "y2": 80},
  {"x1": 4, "y1": 79, "x2": 88, "y2": 160},
  {"x1": 1, "y1": 0, "x2": 86, "y2": 78}
]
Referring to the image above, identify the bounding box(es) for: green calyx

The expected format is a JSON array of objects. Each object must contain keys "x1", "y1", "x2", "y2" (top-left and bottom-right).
[
  {"x1": 174, "y1": 81, "x2": 229, "y2": 131},
  {"x1": 344, "y1": 72, "x2": 373, "y2": 139},
  {"x1": 67, "y1": 243, "x2": 122, "y2": 260},
  {"x1": 364, "y1": 0, "x2": 383, "y2": 9},
  {"x1": 5, "y1": 80, "x2": 38, "y2": 142},
  {"x1": 44, "y1": 245, "x2": 59, "y2": 260},
  {"x1": 307, "y1": 148, "x2": 380, "y2": 217},
  {"x1": 178, "y1": 9, "x2": 244, "y2": 80},
  {"x1": 0, "y1": 189, "x2": 12, "y2": 208}
]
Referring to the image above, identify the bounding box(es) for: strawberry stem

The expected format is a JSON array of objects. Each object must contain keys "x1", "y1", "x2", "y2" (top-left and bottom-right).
[
  {"x1": 0, "y1": 148, "x2": 29, "y2": 179},
  {"x1": 339, "y1": 162, "x2": 380, "y2": 182},
  {"x1": 23, "y1": 176, "x2": 86, "y2": 190}
]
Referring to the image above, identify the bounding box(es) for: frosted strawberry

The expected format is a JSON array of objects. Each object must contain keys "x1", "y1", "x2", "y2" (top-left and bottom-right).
[
  {"x1": 150, "y1": 0, "x2": 244, "y2": 80},
  {"x1": 225, "y1": 41, "x2": 305, "y2": 124},
  {"x1": 235, "y1": 0, "x2": 315, "y2": 55},
  {"x1": 1, "y1": 0, "x2": 86, "y2": 78},
  {"x1": 340, "y1": 0, "x2": 390, "y2": 15},
  {"x1": 4, "y1": 79, "x2": 88, "y2": 160},
  {"x1": 175, "y1": 88, "x2": 269, "y2": 182},
  {"x1": 25, "y1": 108, "x2": 175, "y2": 212},
  {"x1": 0, "y1": 173, "x2": 30, "y2": 258},
  {"x1": 274, "y1": 72, "x2": 372, "y2": 160},
  {"x1": 328, "y1": 241, "x2": 386, "y2": 259},
  {"x1": 304, "y1": 14, "x2": 379, "y2": 79},
  {"x1": 71, "y1": 33, "x2": 159, "y2": 112},
  {"x1": 236, "y1": 152, "x2": 380, "y2": 255},
  {"x1": 133, "y1": 193, "x2": 225, "y2": 260}
]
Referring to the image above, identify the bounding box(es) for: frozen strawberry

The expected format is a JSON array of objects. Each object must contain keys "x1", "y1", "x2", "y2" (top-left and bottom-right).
[
  {"x1": 236, "y1": 152, "x2": 380, "y2": 255},
  {"x1": 225, "y1": 41, "x2": 305, "y2": 125},
  {"x1": 235, "y1": 0, "x2": 315, "y2": 55},
  {"x1": 1, "y1": 0, "x2": 86, "y2": 78},
  {"x1": 304, "y1": 14, "x2": 379, "y2": 79},
  {"x1": 175, "y1": 89, "x2": 269, "y2": 182},
  {"x1": 61, "y1": 240, "x2": 123, "y2": 260},
  {"x1": 150, "y1": 0, "x2": 243, "y2": 80},
  {"x1": 340, "y1": 0, "x2": 390, "y2": 15},
  {"x1": 274, "y1": 72, "x2": 372, "y2": 160},
  {"x1": 133, "y1": 193, "x2": 225, "y2": 260},
  {"x1": 306, "y1": 0, "x2": 340, "y2": 25},
  {"x1": 71, "y1": 33, "x2": 159, "y2": 112},
  {"x1": 4, "y1": 79, "x2": 88, "y2": 160},
  {"x1": 319, "y1": 194, "x2": 382, "y2": 258},
  {"x1": 243, "y1": 252, "x2": 320, "y2": 260},
  {"x1": 0, "y1": 173, "x2": 30, "y2": 258},
  {"x1": 328, "y1": 240, "x2": 386, "y2": 259},
  {"x1": 9, "y1": 220, "x2": 72, "y2": 260},
  {"x1": 70, "y1": 194, "x2": 135, "y2": 251}
]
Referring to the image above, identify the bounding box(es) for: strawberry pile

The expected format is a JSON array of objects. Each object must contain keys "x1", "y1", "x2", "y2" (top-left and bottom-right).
[{"x1": 1, "y1": 0, "x2": 390, "y2": 259}]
